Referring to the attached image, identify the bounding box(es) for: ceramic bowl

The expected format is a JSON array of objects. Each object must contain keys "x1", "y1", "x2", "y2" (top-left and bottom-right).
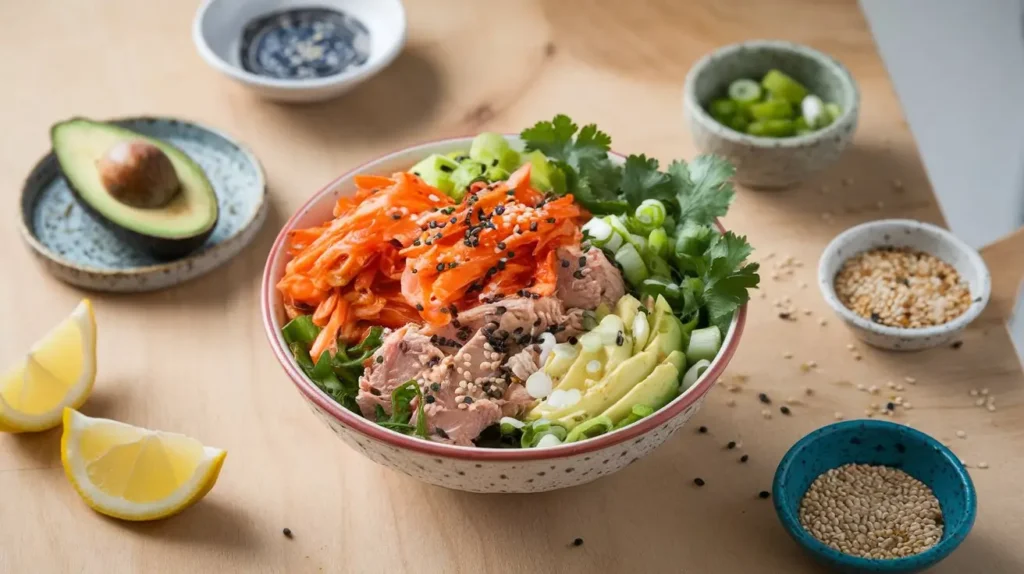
[
  {"x1": 193, "y1": 0, "x2": 406, "y2": 103},
  {"x1": 261, "y1": 136, "x2": 747, "y2": 493},
  {"x1": 773, "y1": 420, "x2": 976, "y2": 573},
  {"x1": 683, "y1": 40, "x2": 859, "y2": 189},
  {"x1": 818, "y1": 219, "x2": 990, "y2": 350}
]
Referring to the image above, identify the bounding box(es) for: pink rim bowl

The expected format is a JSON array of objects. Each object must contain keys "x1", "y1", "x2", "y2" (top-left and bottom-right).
[{"x1": 261, "y1": 136, "x2": 748, "y2": 492}]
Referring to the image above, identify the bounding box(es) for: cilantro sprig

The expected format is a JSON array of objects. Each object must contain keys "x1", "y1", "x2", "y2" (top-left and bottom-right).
[{"x1": 521, "y1": 114, "x2": 759, "y2": 330}]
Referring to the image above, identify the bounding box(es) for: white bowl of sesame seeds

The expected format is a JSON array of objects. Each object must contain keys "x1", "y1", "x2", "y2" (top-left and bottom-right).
[{"x1": 818, "y1": 219, "x2": 990, "y2": 351}]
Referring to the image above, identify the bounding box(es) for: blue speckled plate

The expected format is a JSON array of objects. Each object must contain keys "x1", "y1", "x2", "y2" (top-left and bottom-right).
[{"x1": 19, "y1": 117, "x2": 266, "y2": 292}]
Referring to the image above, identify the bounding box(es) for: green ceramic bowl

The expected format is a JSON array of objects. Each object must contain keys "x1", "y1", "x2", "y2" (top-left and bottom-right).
[{"x1": 683, "y1": 40, "x2": 859, "y2": 189}]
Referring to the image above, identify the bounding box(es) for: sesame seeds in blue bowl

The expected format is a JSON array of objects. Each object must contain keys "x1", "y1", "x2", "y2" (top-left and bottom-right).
[{"x1": 772, "y1": 420, "x2": 976, "y2": 573}]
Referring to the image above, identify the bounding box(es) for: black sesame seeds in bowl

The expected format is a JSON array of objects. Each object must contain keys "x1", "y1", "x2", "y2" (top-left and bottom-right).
[{"x1": 817, "y1": 219, "x2": 990, "y2": 351}]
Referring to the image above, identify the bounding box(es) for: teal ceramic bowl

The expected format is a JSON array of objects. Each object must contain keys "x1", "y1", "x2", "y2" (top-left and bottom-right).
[{"x1": 773, "y1": 420, "x2": 976, "y2": 573}]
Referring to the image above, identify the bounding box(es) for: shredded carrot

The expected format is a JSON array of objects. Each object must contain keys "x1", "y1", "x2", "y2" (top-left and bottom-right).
[{"x1": 277, "y1": 163, "x2": 584, "y2": 357}]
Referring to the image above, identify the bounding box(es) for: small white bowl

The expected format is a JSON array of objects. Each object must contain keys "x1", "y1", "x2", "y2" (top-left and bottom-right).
[
  {"x1": 193, "y1": 0, "x2": 406, "y2": 103},
  {"x1": 818, "y1": 219, "x2": 990, "y2": 351}
]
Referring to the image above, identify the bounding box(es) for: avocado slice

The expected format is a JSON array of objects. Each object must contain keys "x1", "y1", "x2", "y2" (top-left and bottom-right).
[
  {"x1": 600, "y1": 351, "x2": 684, "y2": 424},
  {"x1": 521, "y1": 150, "x2": 566, "y2": 194},
  {"x1": 551, "y1": 350, "x2": 659, "y2": 428},
  {"x1": 51, "y1": 118, "x2": 218, "y2": 259},
  {"x1": 614, "y1": 295, "x2": 644, "y2": 331}
]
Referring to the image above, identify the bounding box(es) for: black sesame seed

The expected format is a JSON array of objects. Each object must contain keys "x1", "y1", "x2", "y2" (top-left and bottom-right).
[
  {"x1": 411, "y1": 268, "x2": 418, "y2": 274},
  {"x1": 726, "y1": 441, "x2": 736, "y2": 449},
  {"x1": 518, "y1": 334, "x2": 532, "y2": 345},
  {"x1": 416, "y1": 304, "x2": 424, "y2": 311},
  {"x1": 463, "y1": 396, "x2": 473, "y2": 404},
  {"x1": 561, "y1": 260, "x2": 571, "y2": 268},
  {"x1": 533, "y1": 318, "x2": 542, "y2": 327},
  {"x1": 777, "y1": 311, "x2": 792, "y2": 320},
  {"x1": 573, "y1": 538, "x2": 584, "y2": 547},
  {"x1": 740, "y1": 454, "x2": 749, "y2": 463},
  {"x1": 568, "y1": 336, "x2": 578, "y2": 345},
  {"x1": 578, "y1": 256, "x2": 587, "y2": 267},
  {"x1": 436, "y1": 428, "x2": 449, "y2": 439},
  {"x1": 497, "y1": 260, "x2": 506, "y2": 271},
  {"x1": 870, "y1": 312, "x2": 882, "y2": 323},
  {"x1": 886, "y1": 402, "x2": 895, "y2": 411},
  {"x1": 758, "y1": 393, "x2": 771, "y2": 404},
  {"x1": 496, "y1": 306, "x2": 507, "y2": 315},
  {"x1": 425, "y1": 395, "x2": 436, "y2": 404},
  {"x1": 413, "y1": 240, "x2": 422, "y2": 246},
  {"x1": 389, "y1": 238, "x2": 403, "y2": 249},
  {"x1": 547, "y1": 218, "x2": 556, "y2": 224},
  {"x1": 780, "y1": 405, "x2": 791, "y2": 415},
  {"x1": 282, "y1": 528, "x2": 293, "y2": 538},
  {"x1": 615, "y1": 331, "x2": 624, "y2": 346},
  {"x1": 398, "y1": 341, "x2": 409, "y2": 353},
  {"x1": 375, "y1": 356, "x2": 384, "y2": 364},
  {"x1": 693, "y1": 477, "x2": 705, "y2": 486},
  {"x1": 573, "y1": 270, "x2": 585, "y2": 280},
  {"x1": 450, "y1": 217, "x2": 457, "y2": 224},
  {"x1": 430, "y1": 383, "x2": 441, "y2": 392},
  {"x1": 495, "y1": 205, "x2": 505, "y2": 215},
  {"x1": 391, "y1": 213, "x2": 401, "y2": 220},
  {"x1": 698, "y1": 425, "x2": 708, "y2": 434},
  {"x1": 952, "y1": 341, "x2": 963, "y2": 349},
  {"x1": 507, "y1": 251, "x2": 515, "y2": 258},
  {"x1": 497, "y1": 242, "x2": 507, "y2": 250},
  {"x1": 759, "y1": 491, "x2": 771, "y2": 499}
]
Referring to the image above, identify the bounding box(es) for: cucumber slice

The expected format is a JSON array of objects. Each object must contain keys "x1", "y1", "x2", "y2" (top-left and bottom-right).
[
  {"x1": 409, "y1": 154, "x2": 458, "y2": 195},
  {"x1": 469, "y1": 132, "x2": 517, "y2": 170},
  {"x1": 747, "y1": 119, "x2": 796, "y2": 138},
  {"x1": 449, "y1": 161, "x2": 486, "y2": 199},
  {"x1": 761, "y1": 69, "x2": 808, "y2": 104},
  {"x1": 749, "y1": 99, "x2": 794, "y2": 121},
  {"x1": 825, "y1": 102, "x2": 843, "y2": 122},
  {"x1": 709, "y1": 98, "x2": 738, "y2": 122},
  {"x1": 727, "y1": 78, "x2": 762, "y2": 103}
]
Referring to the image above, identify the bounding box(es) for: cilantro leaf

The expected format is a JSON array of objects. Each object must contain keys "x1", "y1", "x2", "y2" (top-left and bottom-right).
[
  {"x1": 520, "y1": 115, "x2": 610, "y2": 169},
  {"x1": 621, "y1": 154, "x2": 674, "y2": 209},
  {"x1": 669, "y1": 156, "x2": 736, "y2": 226},
  {"x1": 700, "y1": 232, "x2": 760, "y2": 332}
]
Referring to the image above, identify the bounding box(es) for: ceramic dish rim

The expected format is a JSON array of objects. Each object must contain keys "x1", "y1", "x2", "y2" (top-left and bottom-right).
[
  {"x1": 772, "y1": 419, "x2": 977, "y2": 571},
  {"x1": 683, "y1": 39, "x2": 860, "y2": 148},
  {"x1": 191, "y1": 0, "x2": 408, "y2": 91},
  {"x1": 18, "y1": 115, "x2": 267, "y2": 278},
  {"x1": 260, "y1": 135, "x2": 748, "y2": 461},
  {"x1": 816, "y1": 218, "x2": 991, "y2": 340}
]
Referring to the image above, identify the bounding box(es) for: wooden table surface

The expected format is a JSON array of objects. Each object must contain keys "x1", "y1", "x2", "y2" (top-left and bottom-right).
[{"x1": 2, "y1": 1, "x2": 1022, "y2": 572}]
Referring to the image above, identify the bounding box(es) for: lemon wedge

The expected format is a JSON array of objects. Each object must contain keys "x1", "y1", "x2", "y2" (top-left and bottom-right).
[
  {"x1": 61, "y1": 408, "x2": 226, "y2": 521},
  {"x1": 0, "y1": 299, "x2": 97, "y2": 432}
]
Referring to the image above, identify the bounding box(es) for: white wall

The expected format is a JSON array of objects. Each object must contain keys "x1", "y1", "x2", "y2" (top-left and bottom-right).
[{"x1": 862, "y1": 0, "x2": 1024, "y2": 249}]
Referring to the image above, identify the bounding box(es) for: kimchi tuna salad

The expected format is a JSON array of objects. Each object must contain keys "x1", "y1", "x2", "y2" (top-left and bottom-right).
[{"x1": 277, "y1": 116, "x2": 760, "y2": 448}]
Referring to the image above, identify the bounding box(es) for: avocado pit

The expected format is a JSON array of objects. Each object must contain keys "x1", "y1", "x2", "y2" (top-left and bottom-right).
[{"x1": 96, "y1": 140, "x2": 181, "y2": 209}]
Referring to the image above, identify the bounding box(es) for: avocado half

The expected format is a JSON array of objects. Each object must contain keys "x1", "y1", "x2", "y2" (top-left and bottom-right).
[{"x1": 50, "y1": 118, "x2": 219, "y2": 259}]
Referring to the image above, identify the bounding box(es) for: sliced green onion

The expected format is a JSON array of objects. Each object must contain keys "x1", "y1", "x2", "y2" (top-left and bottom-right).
[
  {"x1": 615, "y1": 243, "x2": 649, "y2": 286},
  {"x1": 648, "y1": 228, "x2": 669, "y2": 259},
  {"x1": 603, "y1": 215, "x2": 629, "y2": 251},
  {"x1": 762, "y1": 69, "x2": 808, "y2": 104},
  {"x1": 747, "y1": 119, "x2": 796, "y2": 138},
  {"x1": 535, "y1": 433, "x2": 563, "y2": 448},
  {"x1": 727, "y1": 114, "x2": 749, "y2": 133},
  {"x1": 635, "y1": 199, "x2": 667, "y2": 229},
  {"x1": 749, "y1": 99, "x2": 794, "y2": 121},
  {"x1": 582, "y1": 217, "x2": 614, "y2": 246},
  {"x1": 686, "y1": 326, "x2": 723, "y2": 363},
  {"x1": 825, "y1": 102, "x2": 843, "y2": 122},
  {"x1": 709, "y1": 98, "x2": 738, "y2": 122},
  {"x1": 565, "y1": 416, "x2": 614, "y2": 443},
  {"x1": 801, "y1": 95, "x2": 827, "y2": 128},
  {"x1": 728, "y1": 78, "x2": 762, "y2": 103},
  {"x1": 627, "y1": 234, "x2": 647, "y2": 253},
  {"x1": 645, "y1": 254, "x2": 672, "y2": 279},
  {"x1": 500, "y1": 416, "x2": 525, "y2": 435},
  {"x1": 682, "y1": 359, "x2": 711, "y2": 388}
]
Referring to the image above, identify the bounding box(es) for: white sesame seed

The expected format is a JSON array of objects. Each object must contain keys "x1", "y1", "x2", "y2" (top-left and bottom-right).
[
  {"x1": 956, "y1": 430, "x2": 967, "y2": 439},
  {"x1": 981, "y1": 388, "x2": 989, "y2": 396},
  {"x1": 975, "y1": 398, "x2": 985, "y2": 407},
  {"x1": 818, "y1": 318, "x2": 828, "y2": 326},
  {"x1": 868, "y1": 385, "x2": 880, "y2": 395},
  {"x1": 895, "y1": 384, "x2": 905, "y2": 392},
  {"x1": 783, "y1": 352, "x2": 793, "y2": 359},
  {"x1": 977, "y1": 462, "x2": 989, "y2": 469},
  {"x1": 904, "y1": 376, "x2": 916, "y2": 384},
  {"x1": 986, "y1": 404, "x2": 996, "y2": 412},
  {"x1": 969, "y1": 389, "x2": 979, "y2": 397},
  {"x1": 886, "y1": 381, "x2": 896, "y2": 389},
  {"x1": 802, "y1": 308, "x2": 812, "y2": 316},
  {"x1": 903, "y1": 402, "x2": 913, "y2": 410},
  {"x1": 761, "y1": 409, "x2": 772, "y2": 419},
  {"x1": 856, "y1": 384, "x2": 866, "y2": 391},
  {"x1": 846, "y1": 343, "x2": 856, "y2": 351},
  {"x1": 834, "y1": 412, "x2": 844, "y2": 420}
]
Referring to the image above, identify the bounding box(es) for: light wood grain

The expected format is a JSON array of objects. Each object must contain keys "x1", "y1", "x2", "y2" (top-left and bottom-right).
[{"x1": 1, "y1": 1, "x2": 1022, "y2": 572}]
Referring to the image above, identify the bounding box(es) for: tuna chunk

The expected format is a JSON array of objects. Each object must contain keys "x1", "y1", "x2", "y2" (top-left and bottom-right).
[
  {"x1": 501, "y1": 382, "x2": 536, "y2": 418},
  {"x1": 555, "y1": 246, "x2": 626, "y2": 310},
  {"x1": 506, "y1": 346, "x2": 541, "y2": 381},
  {"x1": 426, "y1": 296, "x2": 584, "y2": 345},
  {"x1": 356, "y1": 326, "x2": 444, "y2": 419}
]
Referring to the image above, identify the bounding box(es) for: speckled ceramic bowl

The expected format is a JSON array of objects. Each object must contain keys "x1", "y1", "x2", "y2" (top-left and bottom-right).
[
  {"x1": 818, "y1": 219, "x2": 990, "y2": 351},
  {"x1": 261, "y1": 136, "x2": 747, "y2": 493},
  {"x1": 683, "y1": 40, "x2": 859, "y2": 189},
  {"x1": 19, "y1": 117, "x2": 267, "y2": 293},
  {"x1": 773, "y1": 420, "x2": 976, "y2": 573}
]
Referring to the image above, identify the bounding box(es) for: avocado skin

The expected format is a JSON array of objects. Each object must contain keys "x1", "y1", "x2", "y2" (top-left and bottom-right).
[
  {"x1": 62, "y1": 175, "x2": 216, "y2": 260},
  {"x1": 50, "y1": 118, "x2": 218, "y2": 260}
]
